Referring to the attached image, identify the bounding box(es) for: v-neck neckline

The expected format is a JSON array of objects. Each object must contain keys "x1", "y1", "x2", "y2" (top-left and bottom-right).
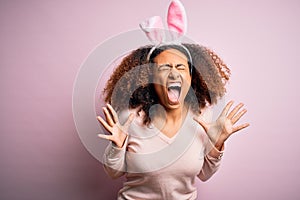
[{"x1": 150, "y1": 109, "x2": 191, "y2": 144}]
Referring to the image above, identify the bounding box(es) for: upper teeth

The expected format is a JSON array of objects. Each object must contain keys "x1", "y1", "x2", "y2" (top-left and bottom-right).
[{"x1": 167, "y1": 82, "x2": 181, "y2": 88}]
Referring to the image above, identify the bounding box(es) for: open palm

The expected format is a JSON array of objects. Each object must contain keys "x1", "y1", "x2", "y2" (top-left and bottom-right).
[
  {"x1": 194, "y1": 101, "x2": 249, "y2": 145},
  {"x1": 97, "y1": 104, "x2": 134, "y2": 148}
]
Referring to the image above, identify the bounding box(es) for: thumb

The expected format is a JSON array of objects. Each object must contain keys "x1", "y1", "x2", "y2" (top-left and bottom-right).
[{"x1": 193, "y1": 116, "x2": 209, "y2": 132}]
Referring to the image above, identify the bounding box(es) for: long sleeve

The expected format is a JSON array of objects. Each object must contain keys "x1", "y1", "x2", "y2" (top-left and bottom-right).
[
  {"x1": 197, "y1": 140, "x2": 224, "y2": 182},
  {"x1": 102, "y1": 136, "x2": 129, "y2": 179}
]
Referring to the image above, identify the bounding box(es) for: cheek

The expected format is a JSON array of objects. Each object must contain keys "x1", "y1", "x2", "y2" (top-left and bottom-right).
[
  {"x1": 153, "y1": 74, "x2": 166, "y2": 98},
  {"x1": 153, "y1": 83, "x2": 165, "y2": 100},
  {"x1": 153, "y1": 72, "x2": 167, "y2": 85},
  {"x1": 182, "y1": 74, "x2": 192, "y2": 93},
  {"x1": 183, "y1": 73, "x2": 192, "y2": 84}
]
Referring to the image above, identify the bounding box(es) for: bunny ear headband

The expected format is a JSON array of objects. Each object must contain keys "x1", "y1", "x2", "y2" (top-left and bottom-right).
[{"x1": 139, "y1": 0, "x2": 193, "y2": 72}]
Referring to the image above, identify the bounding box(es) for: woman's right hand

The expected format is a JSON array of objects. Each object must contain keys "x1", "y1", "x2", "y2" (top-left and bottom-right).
[{"x1": 97, "y1": 104, "x2": 134, "y2": 148}]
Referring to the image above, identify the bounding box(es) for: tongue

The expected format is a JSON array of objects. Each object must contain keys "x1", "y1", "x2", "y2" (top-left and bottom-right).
[{"x1": 167, "y1": 89, "x2": 180, "y2": 104}]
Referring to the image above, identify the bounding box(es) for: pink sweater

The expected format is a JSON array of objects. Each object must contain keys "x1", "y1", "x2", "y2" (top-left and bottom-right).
[{"x1": 103, "y1": 110, "x2": 224, "y2": 200}]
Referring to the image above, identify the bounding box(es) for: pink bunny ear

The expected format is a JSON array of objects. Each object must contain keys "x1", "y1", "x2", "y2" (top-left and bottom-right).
[
  {"x1": 139, "y1": 16, "x2": 165, "y2": 44},
  {"x1": 167, "y1": 0, "x2": 187, "y2": 38}
]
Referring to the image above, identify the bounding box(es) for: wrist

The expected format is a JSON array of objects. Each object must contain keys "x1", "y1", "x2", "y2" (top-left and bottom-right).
[
  {"x1": 116, "y1": 134, "x2": 128, "y2": 148},
  {"x1": 208, "y1": 142, "x2": 224, "y2": 159},
  {"x1": 214, "y1": 140, "x2": 225, "y2": 151}
]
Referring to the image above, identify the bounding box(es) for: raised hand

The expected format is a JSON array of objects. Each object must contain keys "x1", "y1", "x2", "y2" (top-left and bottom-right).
[
  {"x1": 97, "y1": 104, "x2": 134, "y2": 148},
  {"x1": 194, "y1": 101, "x2": 250, "y2": 149}
]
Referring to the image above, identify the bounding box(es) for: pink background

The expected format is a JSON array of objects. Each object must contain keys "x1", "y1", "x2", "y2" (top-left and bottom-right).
[{"x1": 1, "y1": 0, "x2": 299, "y2": 199}]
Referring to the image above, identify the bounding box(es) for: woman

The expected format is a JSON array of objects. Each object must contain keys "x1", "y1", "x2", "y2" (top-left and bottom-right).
[{"x1": 97, "y1": 44, "x2": 249, "y2": 199}]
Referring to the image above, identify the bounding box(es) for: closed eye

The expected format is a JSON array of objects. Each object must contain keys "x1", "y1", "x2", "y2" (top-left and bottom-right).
[
  {"x1": 176, "y1": 64, "x2": 187, "y2": 70},
  {"x1": 158, "y1": 64, "x2": 172, "y2": 71},
  {"x1": 157, "y1": 64, "x2": 187, "y2": 71}
]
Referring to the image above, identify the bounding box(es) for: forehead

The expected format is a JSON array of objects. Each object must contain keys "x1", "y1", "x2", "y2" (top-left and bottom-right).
[{"x1": 153, "y1": 49, "x2": 188, "y2": 64}]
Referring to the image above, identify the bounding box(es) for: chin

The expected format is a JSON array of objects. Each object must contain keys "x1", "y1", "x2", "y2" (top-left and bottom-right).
[{"x1": 163, "y1": 99, "x2": 185, "y2": 110}]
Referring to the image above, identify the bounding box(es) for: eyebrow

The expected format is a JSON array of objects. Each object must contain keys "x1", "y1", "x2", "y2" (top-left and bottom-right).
[
  {"x1": 158, "y1": 63, "x2": 171, "y2": 67},
  {"x1": 175, "y1": 64, "x2": 186, "y2": 67},
  {"x1": 157, "y1": 63, "x2": 186, "y2": 67}
]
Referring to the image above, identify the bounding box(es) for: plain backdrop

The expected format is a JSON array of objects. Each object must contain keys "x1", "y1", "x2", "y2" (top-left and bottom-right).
[{"x1": 1, "y1": 0, "x2": 300, "y2": 199}]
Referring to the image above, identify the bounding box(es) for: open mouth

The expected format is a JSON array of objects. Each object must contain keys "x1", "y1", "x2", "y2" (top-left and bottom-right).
[{"x1": 167, "y1": 82, "x2": 181, "y2": 104}]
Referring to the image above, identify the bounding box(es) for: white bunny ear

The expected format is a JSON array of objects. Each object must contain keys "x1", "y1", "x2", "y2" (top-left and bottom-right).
[
  {"x1": 167, "y1": 0, "x2": 187, "y2": 39},
  {"x1": 139, "y1": 16, "x2": 165, "y2": 44}
]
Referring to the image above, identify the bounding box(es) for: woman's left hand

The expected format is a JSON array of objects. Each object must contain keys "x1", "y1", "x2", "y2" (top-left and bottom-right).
[{"x1": 193, "y1": 101, "x2": 250, "y2": 149}]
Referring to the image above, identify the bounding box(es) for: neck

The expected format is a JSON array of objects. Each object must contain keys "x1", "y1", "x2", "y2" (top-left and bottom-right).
[
  {"x1": 165, "y1": 106, "x2": 186, "y2": 123},
  {"x1": 152, "y1": 103, "x2": 189, "y2": 127}
]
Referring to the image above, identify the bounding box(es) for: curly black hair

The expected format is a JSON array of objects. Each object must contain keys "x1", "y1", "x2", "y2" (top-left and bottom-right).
[{"x1": 103, "y1": 43, "x2": 230, "y2": 124}]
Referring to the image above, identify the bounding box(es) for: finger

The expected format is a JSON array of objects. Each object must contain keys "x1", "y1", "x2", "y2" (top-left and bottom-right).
[
  {"x1": 227, "y1": 103, "x2": 244, "y2": 120},
  {"x1": 124, "y1": 113, "x2": 135, "y2": 127},
  {"x1": 97, "y1": 134, "x2": 113, "y2": 141},
  {"x1": 103, "y1": 107, "x2": 114, "y2": 126},
  {"x1": 232, "y1": 109, "x2": 247, "y2": 124},
  {"x1": 106, "y1": 104, "x2": 119, "y2": 124},
  {"x1": 221, "y1": 101, "x2": 234, "y2": 116},
  {"x1": 232, "y1": 123, "x2": 250, "y2": 134},
  {"x1": 97, "y1": 116, "x2": 113, "y2": 133},
  {"x1": 193, "y1": 116, "x2": 209, "y2": 132}
]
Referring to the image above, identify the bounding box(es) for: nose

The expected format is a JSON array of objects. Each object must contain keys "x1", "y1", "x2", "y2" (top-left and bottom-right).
[{"x1": 168, "y1": 68, "x2": 180, "y2": 79}]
